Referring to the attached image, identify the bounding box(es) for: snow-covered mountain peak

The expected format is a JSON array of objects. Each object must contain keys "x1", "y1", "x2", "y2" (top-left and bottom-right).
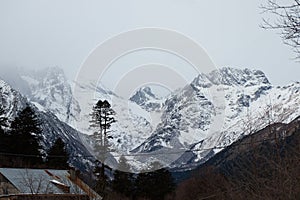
[
  {"x1": 0, "y1": 67, "x2": 80, "y2": 126},
  {"x1": 33, "y1": 66, "x2": 66, "y2": 84},
  {"x1": 0, "y1": 79, "x2": 10, "y2": 90},
  {"x1": 19, "y1": 67, "x2": 81, "y2": 126},
  {"x1": 0, "y1": 79, "x2": 28, "y2": 119},
  {"x1": 192, "y1": 67, "x2": 270, "y2": 89},
  {"x1": 209, "y1": 67, "x2": 270, "y2": 86},
  {"x1": 21, "y1": 67, "x2": 67, "y2": 89},
  {"x1": 190, "y1": 73, "x2": 212, "y2": 88},
  {"x1": 129, "y1": 86, "x2": 164, "y2": 112},
  {"x1": 130, "y1": 86, "x2": 159, "y2": 102},
  {"x1": 141, "y1": 86, "x2": 157, "y2": 98}
]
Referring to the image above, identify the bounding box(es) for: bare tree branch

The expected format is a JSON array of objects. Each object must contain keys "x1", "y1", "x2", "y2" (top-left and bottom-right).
[{"x1": 261, "y1": 0, "x2": 300, "y2": 60}]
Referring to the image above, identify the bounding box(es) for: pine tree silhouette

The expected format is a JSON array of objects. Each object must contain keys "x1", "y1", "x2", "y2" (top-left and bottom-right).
[
  {"x1": 0, "y1": 105, "x2": 10, "y2": 156},
  {"x1": 135, "y1": 162, "x2": 175, "y2": 200},
  {"x1": 46, "y1": 138, "x2": 69, "y2": 169},
  {"x1": 112, "y1": 155, "x2": 134, "y2": 197},
  {"x1": 0, "y1": 106, "x2": 8, "y2": 128},
  {"x1": 10, "y1": 106, "x2": 43, "y2": 165},
  {"x1": 90, "y1": 100, "x2": 116, "y2": 196}
]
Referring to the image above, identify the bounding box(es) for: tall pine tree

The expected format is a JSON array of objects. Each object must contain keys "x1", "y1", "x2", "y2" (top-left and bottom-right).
[
  {"x1": 0, "y1": 105, "x2": 7, "y2": 129},
  {"x1": 0, "y1": 105, "x2": 10, "y2": 156},
  {"x1": 46, "y1": 138, "x2": 69, "y2": 169},
  {"x1": 10, "y1": 106, "x2": 43, "y2": 165},
  {"x1": 90, "y1": 100, "x2": 116, "y2": 196}
]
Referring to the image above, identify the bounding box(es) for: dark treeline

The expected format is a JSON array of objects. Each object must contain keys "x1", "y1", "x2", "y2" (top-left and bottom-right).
[{"x1": 92, "y1": 161, "x2": 175, "y2": 200}]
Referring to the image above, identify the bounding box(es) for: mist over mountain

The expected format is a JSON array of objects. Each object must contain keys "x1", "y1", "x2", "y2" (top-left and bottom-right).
[{"x1": 0, "y1": 67, "x2": 81, "y2": 126}]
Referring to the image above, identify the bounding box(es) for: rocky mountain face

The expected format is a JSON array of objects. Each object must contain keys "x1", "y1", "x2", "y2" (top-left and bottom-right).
[
  {"x1": 1, "y1": 66, "x2": 300, "y2": 172},
  {"x1": 0, "y1": 79, "x2": 93, "y2": 171},
  {"x1": 0, "y1": 67, "x2": 81, "y2": 126},
  {"x1": 130, "y1": 86, "x2": 164, "y2": 112},
  {"x1": 130, "y1": 67, "x2": 300, "y2": 170}
]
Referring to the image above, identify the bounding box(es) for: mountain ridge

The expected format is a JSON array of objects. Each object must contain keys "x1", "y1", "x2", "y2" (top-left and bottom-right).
[
  {"x1": 1, "y1": 66, "x2": 300, "y2": 172},
  {"x1": 0, "y1": 79, "x2": 93, "y2": 171}
]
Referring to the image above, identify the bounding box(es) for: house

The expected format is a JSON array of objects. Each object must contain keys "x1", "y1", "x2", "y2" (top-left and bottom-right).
[{"x1": 0, "y1": 168, "x2": 102, "y2": 200}]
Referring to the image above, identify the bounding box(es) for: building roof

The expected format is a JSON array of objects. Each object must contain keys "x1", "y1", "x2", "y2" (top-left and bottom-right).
[{"x1": 0, "y1": 168, "x2": 85, "y2": 195}]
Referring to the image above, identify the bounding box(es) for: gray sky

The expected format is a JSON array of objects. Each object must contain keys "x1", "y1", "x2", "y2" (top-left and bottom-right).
[{"x1": 0, "y1": 0, "x2": 299, "y2": 92}]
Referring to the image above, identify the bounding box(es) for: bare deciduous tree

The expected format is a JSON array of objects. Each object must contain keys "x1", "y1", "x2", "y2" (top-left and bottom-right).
[
  {"x1": 19, "y1": 170, "x2": 52, "y2": 194},
  {"x1": 261, "y1": 0, "x2": 300, "y2": 59}
]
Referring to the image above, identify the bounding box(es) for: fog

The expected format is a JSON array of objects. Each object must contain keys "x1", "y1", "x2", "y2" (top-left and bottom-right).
[{"x1": 0, "y1": 0, "x2": 299, "y2": 92}]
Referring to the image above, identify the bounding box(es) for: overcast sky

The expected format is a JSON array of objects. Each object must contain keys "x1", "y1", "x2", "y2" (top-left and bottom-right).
[{"x1": 0, "y1": 0, "x2": 299, "y2": 93}]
